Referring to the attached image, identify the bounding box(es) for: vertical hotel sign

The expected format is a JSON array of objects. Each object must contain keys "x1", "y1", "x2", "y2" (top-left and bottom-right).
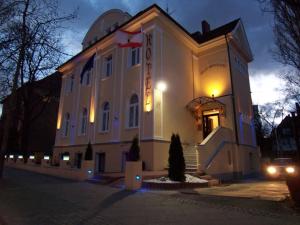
[{"x1": 144, "y1": 32, "x2": 153, "y2": 112}]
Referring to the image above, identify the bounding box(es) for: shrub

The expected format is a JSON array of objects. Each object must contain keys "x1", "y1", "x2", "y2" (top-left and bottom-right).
[
  {"x1": 168, "y1": 134, "x2": 186, "y2": 182},
  {"x1": 127, "y1": 136, "x2": 140, "y2": 161},
  {"x1": 84, "y1": 142, "x2": 93, "y2": 160}
]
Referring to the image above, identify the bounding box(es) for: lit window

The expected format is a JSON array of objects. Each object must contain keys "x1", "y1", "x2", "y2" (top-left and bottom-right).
[
  {"x1": 100, "y1": 102, "x2": 110, "y2": 132},
  {"x1": 104, "y1": 55, "x2": 112, "y2": 77},
  {"x1": 130, "y1": 47, "x2": 140, "y2": 66},
  {"x1": 62, "y1": 113, "x2": 70, "y2": 137},
  {"x1": 129, "y1": 94, "x2": 139, "y2": 128},
  {"x1": 80, "y1": 108, "x2": 88, "y2": 135}
]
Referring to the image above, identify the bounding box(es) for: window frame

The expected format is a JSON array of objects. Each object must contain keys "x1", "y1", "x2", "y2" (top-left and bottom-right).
[
  {"x1": 130, "y1": 47, "x2": 140, "y2": 67},
  {"x1": 103, "y1": 55, "x2": 113, "y2": 78},
  {"x1": 79, "y1": 107, "x2": 88, "y2": 136},
  {"x1": 128, "y1": 94, "x2": 139, "y2": 128},
  {"x1": 62, "y1": 113, "x2": 70, "y2": 137},
  {"x1": 99, "y1": 102, "x2": 110, "y2": 132}
]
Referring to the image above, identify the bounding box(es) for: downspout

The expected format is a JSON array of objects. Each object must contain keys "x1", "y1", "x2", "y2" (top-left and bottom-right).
[{"x1": 225, "y1": 34, "x2": 239, "y2": 146}]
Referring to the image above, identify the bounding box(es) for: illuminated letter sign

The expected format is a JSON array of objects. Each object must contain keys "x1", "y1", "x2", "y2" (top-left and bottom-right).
[{"x1": 144, "y1": 33, "x2": 153, "y2": 112}]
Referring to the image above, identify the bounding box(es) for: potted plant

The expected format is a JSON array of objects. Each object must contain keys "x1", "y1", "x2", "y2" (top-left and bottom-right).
[
  {"x1": 168, "y1": 134, "x2": 186, "y2": 182},
  {"x1": 125, "y1": 136, "x2": 142, "y2": 190},
  {"x1": 82, "y1": 142, "x2": 94, "y2": 179}
]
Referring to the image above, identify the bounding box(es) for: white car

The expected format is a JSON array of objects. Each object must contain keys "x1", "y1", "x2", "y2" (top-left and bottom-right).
[{"x1": 265, "y1": 158, "x2": 297, "y2": 178}]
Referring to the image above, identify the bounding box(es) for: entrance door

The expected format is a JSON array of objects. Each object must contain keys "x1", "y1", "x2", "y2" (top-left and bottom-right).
[
  {"x1": 75, "y1": 153, "x2": 82, "y2": 169},
  {"x1": 203, "y1": 112, "x2": 220, "y2": 139},
  {"x1": 96, "y1": 153, "x2": 105, "y2": 173}
]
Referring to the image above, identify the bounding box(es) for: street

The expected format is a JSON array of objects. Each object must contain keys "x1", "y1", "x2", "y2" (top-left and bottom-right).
[{"x1": 0, "y1": 168, "x2": 299, "y2": 225}]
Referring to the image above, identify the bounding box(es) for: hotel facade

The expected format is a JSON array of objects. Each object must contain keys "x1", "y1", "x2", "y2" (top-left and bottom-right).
[{"x1": 54, "y1": 4, "x2": 260, "y2": 179}]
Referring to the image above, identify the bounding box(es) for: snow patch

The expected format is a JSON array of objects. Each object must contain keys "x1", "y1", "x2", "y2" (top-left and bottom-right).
[{"x1": 144, "y1": 174, "x2": 208, "y2": 184}]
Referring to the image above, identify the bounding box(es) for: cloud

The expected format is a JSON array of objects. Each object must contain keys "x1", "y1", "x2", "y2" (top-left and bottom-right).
[{"x1": 250, "y1": 73, "x2": 285, "y2": 105}]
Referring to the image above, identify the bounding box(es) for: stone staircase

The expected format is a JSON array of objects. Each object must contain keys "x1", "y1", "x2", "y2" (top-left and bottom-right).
[{"x1": 183, "y1": 144, "x2": 200, "y2": 173}]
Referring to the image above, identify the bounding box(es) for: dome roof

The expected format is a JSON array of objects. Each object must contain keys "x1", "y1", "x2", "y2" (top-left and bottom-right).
[{"x1": 82, "y1": 9, "x2": 131, "y2": 50}]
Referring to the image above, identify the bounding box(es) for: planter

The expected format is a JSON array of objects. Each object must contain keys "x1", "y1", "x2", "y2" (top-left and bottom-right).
[
  {"x1": 142, "y1": 181, "x2": 208, "y2": 189},
  {"x1": 82, "y1": 160, "x2": 94, "y2": 179},
  {"x1": 125, "y1": 161, "x2": 142, "y2": 190},
  {"x1": 27, "y1": 159, "x2": 35, "y2": 166},
  {"x1": 41, "y1": 159, "x2": 50, "y2": 167},
  {"x1": 286, "y1": 169, "x2": 300, "y2": 206},
  {"x1": 60, "y1": 159, "x2": 70, "y2": 169}
]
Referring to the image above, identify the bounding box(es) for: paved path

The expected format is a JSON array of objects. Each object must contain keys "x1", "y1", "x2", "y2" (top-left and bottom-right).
[
  {"x1": 0, "y1": 168, "x2": 300, "y2": 225},
  {"x1": 191, "y1": 179, "x2": 290, "y2": 201}
]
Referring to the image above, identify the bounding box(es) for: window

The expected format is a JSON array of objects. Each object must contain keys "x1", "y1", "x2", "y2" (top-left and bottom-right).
[
  {"x1": 105, "y1": 27, "x2": 111, "y2": 34},
  {"x1": 65, "y1": 75, "x2": 74, "y2": 94},
  {"x1": 113, "y1": 22, "x2": 119, "y2": 30},
  {"x1": 80, "y1": 108, "x2": 88, "y2": 135},
  {"x1": 104, "y1": 55, "x2": 112, "y2": 77},
  {"x1": 130, "y1": 47, "x2": 140, "y2": 66},
  {"x1": 82, "y1": 71, "x2": 90, "y2": 85},
  {"x1": 62, "y1": 113, "x2": 70, "y2": 137},
  {"x1": 100, "y1": 102, "x2": 110, "y2": 132},
  {"x1": 128, "y1": 94, "x2": 139, "y2": 128}
]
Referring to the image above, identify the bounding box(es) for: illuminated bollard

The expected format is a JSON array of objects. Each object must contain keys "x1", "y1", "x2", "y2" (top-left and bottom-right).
[
  {"x1": 41, "y1": 156, "x2": 50, "y2": 167},
  {"x1": 125, "y1": 161, "x2": 142, "y2": 190},
  {"x1": 60, "y1": 155, "x2": 70, "y2": 169}
]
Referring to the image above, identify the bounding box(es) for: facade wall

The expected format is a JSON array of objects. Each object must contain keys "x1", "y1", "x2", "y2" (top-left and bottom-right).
[{"x1": 54, "y1": 6, "x2": 259, "y2": 176}]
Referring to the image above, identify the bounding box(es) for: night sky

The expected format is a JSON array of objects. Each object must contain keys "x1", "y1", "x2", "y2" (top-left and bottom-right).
[{"x1": 58, "y1": 0, "x2": 285, "y2": 106}]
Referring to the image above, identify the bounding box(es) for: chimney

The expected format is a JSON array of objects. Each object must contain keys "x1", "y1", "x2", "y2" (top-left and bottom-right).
[
  {"x1": 296, "y1": 103, "x2": 300, "y2": 116},
  {"x1": 202, "y1": 20, "x2": 210, "y2": 34},
  {"x1": 291, "y1": 112, "x2": 296, "y2": 118}
]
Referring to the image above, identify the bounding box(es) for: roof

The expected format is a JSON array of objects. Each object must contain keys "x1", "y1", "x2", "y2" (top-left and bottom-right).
[
  {"x1": 58, "y1": 4, "x2": 240, "y2": 70},
  {"x1": 0, "y1": 72, "x2": 62, "y2": 104},
  {"x1": 191, "y1": 19, "x2": 240, "y2": 44}
]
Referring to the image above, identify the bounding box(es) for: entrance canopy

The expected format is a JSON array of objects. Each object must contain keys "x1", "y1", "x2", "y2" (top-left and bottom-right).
[{"x1": 186, "y1": 96, "x2": 226, "y2": 119}]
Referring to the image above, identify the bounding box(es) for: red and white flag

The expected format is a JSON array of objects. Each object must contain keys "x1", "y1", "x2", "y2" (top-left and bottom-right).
[{"x1": 115, "y1": 30, "x2": 143, "y2": 48}]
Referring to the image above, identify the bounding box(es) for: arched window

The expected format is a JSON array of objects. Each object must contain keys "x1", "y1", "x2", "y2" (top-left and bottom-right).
[
  {"x1": 100, "y1": 102, "x2": 110, "y2": 132},
  {"x1": 129, "y1": 94, "x2": 139, "y2": 128},
  {"x1": 82, "y1": 71, "x2": 90, "y2": 85},
  {"x1": 80, "y1": 108, "x2": 88, "y2": 135},
  {"x1": 63, "y1": 113, "x2": 70, "y2": 137}
]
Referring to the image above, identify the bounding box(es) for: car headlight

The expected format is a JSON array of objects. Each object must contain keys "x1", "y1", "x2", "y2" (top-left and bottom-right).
[
  {"x1": 285, "y1": 166, "x2": 295, "y2": 174},
  {"x1": 267, "y1": 166, "x2": 277, "y2": 175}
]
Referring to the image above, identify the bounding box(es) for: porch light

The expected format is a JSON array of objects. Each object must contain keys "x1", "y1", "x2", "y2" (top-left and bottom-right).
[
  {"x1": 29, "y1": 155, "x2": 35, "y2": 160},
  {"x1": 135, "y1": 175, "x2": 141, "y2": 181},
  {"x1": 87, "y1": 170, "x2": 92, "y2": 174},
  {"x1": 211, "y1": 89, "x2": 220, "y2": 98},
  {"x1": 9, "y1": 155, "x2": 14, "y2": 159},
  {"x1": 18, "y1": 155, "x2": 23, "y2": 159},
  {"x1": 156, "y1": 81, "x2": 167, "y2": 92},
  {"x1": 44, "y1": 156, "x2": 50, "y2": 160}
]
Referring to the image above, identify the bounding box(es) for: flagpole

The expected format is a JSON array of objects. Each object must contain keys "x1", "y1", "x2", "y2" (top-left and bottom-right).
[{"x1": 139, "y1": 26, "x2": 143, "y2": 149}]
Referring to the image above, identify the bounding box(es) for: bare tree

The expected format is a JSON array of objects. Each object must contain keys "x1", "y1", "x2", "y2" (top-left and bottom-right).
[
  {"x1": 0, "y1": 0, "x2": 76, "y2": 178},
  {"x1": 260, "y1": 0, "x2": 300, "y2": 99},
  {"x1": 259, "y1": 101, "x2": 285, "y2": 133}
]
